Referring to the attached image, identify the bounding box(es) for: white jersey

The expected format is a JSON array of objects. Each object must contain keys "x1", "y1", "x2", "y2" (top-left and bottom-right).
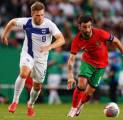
[{"x1": 16, "y1": 17, "x2": 61, "y2": 62}]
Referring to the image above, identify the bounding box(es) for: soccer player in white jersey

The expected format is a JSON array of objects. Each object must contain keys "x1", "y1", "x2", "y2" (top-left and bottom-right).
[{"x1": 1, "y1": 2, "x2": 65, "y2": 117}]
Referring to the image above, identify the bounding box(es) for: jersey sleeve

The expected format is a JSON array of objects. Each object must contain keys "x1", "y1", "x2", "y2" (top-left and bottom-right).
[
  {"x1": 16, "y1": 18, "x2": 29, "y2": 29},
  {"x1": 49, "y1": 21, "x2": 61, "y2": 36},
  {"x1": 70, "y1": 35, "x2": 80, "y2": 55},
  {"x1": 99, "y1": 29, "x2": 114, "y2": 42}
]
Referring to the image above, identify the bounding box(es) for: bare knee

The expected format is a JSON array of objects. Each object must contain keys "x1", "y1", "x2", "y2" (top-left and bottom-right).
[
  {"x1": 33, "y1": 82, "x2": 42, "y2": 91},
  {"x1": 20, "y1": 66, "x2": 30, "y2": 79},
  {"x1": 85, "y1": 84, "x2": 96, "y2": 96},
  {"x1": 78, "y1": 77, "x2": 87, "y2": 90}
]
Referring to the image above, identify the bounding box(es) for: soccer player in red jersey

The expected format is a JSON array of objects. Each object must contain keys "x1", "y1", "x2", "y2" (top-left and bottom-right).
[{"x1": 67, "y1": 15, "x2": 123, "y2": 117}]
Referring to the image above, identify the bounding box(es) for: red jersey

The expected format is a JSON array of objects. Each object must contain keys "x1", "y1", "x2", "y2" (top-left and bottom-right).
[{"x1": 71, "y1": 28, "x2": 114, "y2": 68}]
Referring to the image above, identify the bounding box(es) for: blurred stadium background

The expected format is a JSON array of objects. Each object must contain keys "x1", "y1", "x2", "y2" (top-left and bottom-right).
[{"x1": 0, "y1": 0, "x2": 123, "y2": 109}]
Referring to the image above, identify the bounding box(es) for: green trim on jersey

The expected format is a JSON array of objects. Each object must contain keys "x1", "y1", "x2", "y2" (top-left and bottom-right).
[{"x1": 79, "y1": 61, "x2": 105, "y2": 88}]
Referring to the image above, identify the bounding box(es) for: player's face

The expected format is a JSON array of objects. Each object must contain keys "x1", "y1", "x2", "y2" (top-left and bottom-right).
[
  {"x1": 79, "y1": 21, "x2": 92, "y2": 39},
  {"x1": 31, "y1": 9, "x2": 45, "y2": 25}
]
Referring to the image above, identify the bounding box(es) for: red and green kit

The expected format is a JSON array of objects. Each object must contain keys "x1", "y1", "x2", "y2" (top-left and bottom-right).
[{"x1": 71, "y1": 28, "x2": 114, "y2": 88}]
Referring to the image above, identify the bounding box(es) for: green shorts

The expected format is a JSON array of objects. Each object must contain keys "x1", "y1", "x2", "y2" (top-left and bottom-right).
[{"x1": 79, "y1": 61, "x2": 105, "y2": 88}]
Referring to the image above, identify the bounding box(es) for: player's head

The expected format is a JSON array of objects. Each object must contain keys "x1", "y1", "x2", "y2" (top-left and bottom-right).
[
  {"x1": 78, "y1": 15, "x2": 93, "y2": 39},
  {"x1": 31, "y1": 2, "x2": 45, "y2": 25}
]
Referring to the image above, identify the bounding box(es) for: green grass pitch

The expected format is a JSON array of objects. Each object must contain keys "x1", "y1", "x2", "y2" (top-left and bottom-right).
[{"x1": 0, "y1": 103, "x2": 123, "y2": 120}]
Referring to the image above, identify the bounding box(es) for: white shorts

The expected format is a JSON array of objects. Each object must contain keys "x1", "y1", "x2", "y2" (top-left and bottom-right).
[{"x1": 20, "y1": 52, "x2": 47, "y2": 83}]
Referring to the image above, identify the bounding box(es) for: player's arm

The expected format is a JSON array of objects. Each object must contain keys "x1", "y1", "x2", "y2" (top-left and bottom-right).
[
  {"x1": 50, "y1": 33, "x2": 65, "y2": 49},
  {"x1": 67, "y1": 53, "x2": 76, "y2": 90},
  {"x1": 112, "y1": 36, "x2": 123, "y2": 54},
  {"x1": 67, "y1": 34, "x2": 80, "y2": 89},
  {"x1": 40, "y1": 33, "x2": 65, "y2": 52},
  {"x1": 40, "y1": 21, "x2": 65, "y2": 52},
  {"x1": 100, "y1": 29, "x2": 123, "y2": 53},
  {"x1": 1, "y1": 18, "x2": 17, "y2": 45}
]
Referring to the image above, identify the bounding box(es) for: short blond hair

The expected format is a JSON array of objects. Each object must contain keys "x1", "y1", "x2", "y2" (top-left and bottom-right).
[{"x1": 31, "y1": 1, "x2": 45, "y2": 12}]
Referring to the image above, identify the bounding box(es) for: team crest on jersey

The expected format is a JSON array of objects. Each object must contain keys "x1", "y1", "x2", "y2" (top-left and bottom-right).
[
  {"x1": 41, "y1": 28, "x2": 49, "y2": 34},
  {"x1": 96, "y1": 41, "x2": 101, "y2": 46}
]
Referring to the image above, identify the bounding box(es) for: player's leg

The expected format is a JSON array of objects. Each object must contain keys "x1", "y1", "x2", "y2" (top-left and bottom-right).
[
  {"x1": 13, "y1": 66, "x2": 31, "y2": 103},
  {"x1": 71, "y1": 61, "x2": 93, "y2": 109},
  {"x1": 27, "y1": 61, "x2": 46, "y2": 117},
  {"x1": 75, "y1": 67, "x2": 105, "y2": 116},
  {"x1": 76, "y1": 68, "x2": 105, "y2": 116},
  {"x1": 67, "y1": 76, "x2": 87, "y2": 117},
  {"x1": 75, "y1": 75, "x2": 102, "y2": 117},
  {"x1": 28, "y1": 82, "x2": 42, "y2": 106},
  {"x1": 8, "y1": 53, "x2": 34, "y2": 113},
  {"x1": 8, "y1": 66, "x2": 31, "y2": 113},
  {"x1": 77, "y1": 79, "x2": 96, "y2": 105},
  {"x1": 67, "y1": 61, "x2": 94, "y2": 117},
  {"x1": 80, "y1": 84, "x2": 96, "y2": 106},
  {"x1": 82, "y1": 67, "x2": 105, "y2": 104},
  {"x1": 27, "y1": 82, "x2": 42, "y2": 117},
  {"x1": 76, "y1": 83, "x2": 96, "y2": 116},
  {"x1": 72, "y1": 77, "x2": 87, "y2": 108}
]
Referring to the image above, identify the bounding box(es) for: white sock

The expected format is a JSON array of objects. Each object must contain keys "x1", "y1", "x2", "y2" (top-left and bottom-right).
[
  {"x1": 28, "y1": 88, "x2": 41, "y2": 107},
  {"x1": 13, "y1": 76, "x2": 26, "y2": 103}
]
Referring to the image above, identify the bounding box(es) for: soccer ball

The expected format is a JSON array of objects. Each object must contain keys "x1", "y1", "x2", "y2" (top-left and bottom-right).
[{"x1": 104, "y1": 102, "x2": 120, "y2": 117}]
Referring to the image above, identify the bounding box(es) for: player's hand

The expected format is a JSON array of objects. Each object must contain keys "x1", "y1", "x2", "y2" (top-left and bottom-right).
[
  {"x1": 1, "y1": 34, "x2": 8, "y2": 45},
  {"x1": 40, "y1": 45, "x2": 52, "y2": 52},
  {"x1": 67, "y1": 79, "x2": 76, "y2": 90}
]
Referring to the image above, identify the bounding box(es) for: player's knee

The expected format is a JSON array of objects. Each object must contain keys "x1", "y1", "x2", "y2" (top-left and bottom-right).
[
  {"x1": 33, "y1": 82, "x2": 42, "y2": 91},
  {"x1": 20, "y1": 71, "x2": 29, "y2": 79},
  {"x1": 78, "y1": 77, "x2": 87, "y2": 89},
  {"x1": 85, "y1": 90, "x2": 93, "y2": 96},
  {"x1": 85, "y1": 85, "x2": 96, "y2": 96},
  {"x1": 78, "y1": 84, "x2": 86, "y2": 90},
  {"x1": 20, "y1": 66, "x2": 30, "y2": 79}
]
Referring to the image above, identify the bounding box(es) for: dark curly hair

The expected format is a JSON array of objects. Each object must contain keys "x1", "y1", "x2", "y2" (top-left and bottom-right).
[{"x1": 78, "y1": 15, "x2": 93, "y2": 25}]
